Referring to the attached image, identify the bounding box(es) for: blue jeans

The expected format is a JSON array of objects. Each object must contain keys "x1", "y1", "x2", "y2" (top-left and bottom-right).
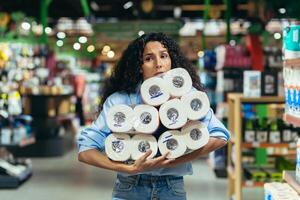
[{"x1": 112, "y1": 174, "x2": 187, "y2": 200}]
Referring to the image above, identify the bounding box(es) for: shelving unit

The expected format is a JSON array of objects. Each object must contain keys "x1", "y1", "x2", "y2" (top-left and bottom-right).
[
  {"x1": 10, "y1": 93, "x2": 76, "y2": 157},
  {"x1": 227, "y1": 93, "x2": 285, "y2": 200},
  {"x1": 0, "y1": 136, "x2": 35, "y2": 188}
]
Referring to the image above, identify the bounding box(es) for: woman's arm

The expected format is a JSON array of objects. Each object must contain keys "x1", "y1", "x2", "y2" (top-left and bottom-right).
[
  {"x1": 78, "y1": 137, "x2": 226, "y2": 173},
  {"x1": 78, "y1": 149, "x2": 132, "y2": 173},
  {"x1": 78, "y1": 148, "x2": 172, "y2": 174}
]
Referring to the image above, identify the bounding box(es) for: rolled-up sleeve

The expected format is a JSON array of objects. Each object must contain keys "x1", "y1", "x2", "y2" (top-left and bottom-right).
[
  {"x1": 77, "y1": 97, "x2": 113, "y2": 153},
  {"x1": 201, "y1": 109, "x2": 230, "y2": 141}
]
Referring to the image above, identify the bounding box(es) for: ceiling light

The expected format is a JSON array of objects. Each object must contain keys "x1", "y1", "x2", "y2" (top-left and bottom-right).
[
  {"x1": 21, "y1": 22, "x2": 31, "y2": 30},
  {"x1": 123, "y1": 1, "x2": 133, "y2": 9},
  {"x1": 103, "y1": 45, "x2": 111, "y2": 52},
  {"x1": 229, "y1": 40, "x2": 236, "y2": 46},
  {"x1": 274, "y1": 32, "x2": 281, "y2": 40},
  {"x1": 107, "y1": 50, "x2": 115, "y2": 58},
  {"x1": 56, "y1": 40, "x2": 63, "y2": 47},
  {"x1": 174, "y1": 7, "x2": 182, "y2": 18},
  {"x1": 279, "y1": 8, "x2": 286, "y2": 14},
  {"x1": 90, "y1": 1, "x2": 100, "y2": 11},
  {"x1": 57, "y1": 32, "x2": 66, "y2": 39},
  {"x1": 138, "y1": 30, "x2": 145, "y2": 36},
  {"x1": 79, "y1": 36, "x2": 88, "y2": 44},
  {"x1": 73, "y1": 42, "x2": 81, "y2": 50},
  {"x1": 197, "y1": 51, "x2": 204, "y2": 57},
  {"x1": 87, "y1": 45, "x2": 95, "y2": 52},
  {"x1": 45, "y1": 27, "x2": 52, "y2": 34}
]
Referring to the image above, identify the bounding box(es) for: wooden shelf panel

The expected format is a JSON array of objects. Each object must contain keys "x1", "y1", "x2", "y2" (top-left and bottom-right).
[
  {"x1": 228, "y1": 93, "x2": 284, "y2": 104},
  {"x1": 242, "y1": 143, "x2": 291, "y2": 148},
  {"x1": 227, "y1": 165, "x2": 235, "y2": 180},
  {"x1": 283, "y1": 170, "x2": 300, "y2": 194},
  {"x1": 284, "y1": 113, "x2": 300, "y2": 127},
  {"x1": 284, "y1": 58, "x2": 300, "y2": 67}
]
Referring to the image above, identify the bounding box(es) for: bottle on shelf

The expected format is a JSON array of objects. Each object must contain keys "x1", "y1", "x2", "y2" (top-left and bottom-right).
[
  {"x1": 256, "y1": 118, "x2": 269, "y2": 143},
  {"x1": 244, "y1": 119, "x2": 255, "y2": 143},
  {"x1": 279, "y1": 119, "x2": 292, "y2": 143},
  {"x1": 269, "y1": 119, "x2": 281, "y2": 144}
]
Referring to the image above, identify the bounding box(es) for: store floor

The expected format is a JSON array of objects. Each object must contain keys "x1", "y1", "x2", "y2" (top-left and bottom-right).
[{"x1": 0, "y1": 149, "x2": 263, "y2": 200}]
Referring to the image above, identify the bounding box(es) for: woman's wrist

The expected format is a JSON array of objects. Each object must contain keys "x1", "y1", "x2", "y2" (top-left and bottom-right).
[{"x1": 112, "y1": 161, "x2": 138, "y2": 174}]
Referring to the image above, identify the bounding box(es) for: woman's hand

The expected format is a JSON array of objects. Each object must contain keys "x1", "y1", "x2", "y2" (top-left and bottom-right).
[{"x1": 128, "y1": 150, "x2": 174, "y2": 174}]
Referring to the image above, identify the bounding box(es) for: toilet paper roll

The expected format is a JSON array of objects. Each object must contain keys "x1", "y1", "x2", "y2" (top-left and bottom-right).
[
  {"x1": 105, "y1": 133, "x2": 131, "y2": 161},
  {"x1": 133, "y1": 104, "x2": 159, "y2": 134},
  {"x1": 159, "y1": 98, "x2": 187, "y2": 129},
  {"x1": 163, "y1": 68, "x2": 193, "y2": 97},
  {"x1": 106, "y1": 104, "x2": 135, "y2": 132},
  {"x1": 181, "y1": 91, "x2": 210, "y2": 120},
  {"x1": 140, "y1": 77, "x2": 170, "y2": 106},
  {"x1": 181, "y1": 121, "x2": 209, "y2": 150},
  {"x1": 131, "y1": 134, "x2": 158, "y2": 160},
  {"x1": 158, "y1": 130, "x2": 187, "y2": 159}
]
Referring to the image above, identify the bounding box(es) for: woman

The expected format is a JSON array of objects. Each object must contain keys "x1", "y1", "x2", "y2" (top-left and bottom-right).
[{"x1": 77, "y1": 32, "x2": 230, "y2": 200}]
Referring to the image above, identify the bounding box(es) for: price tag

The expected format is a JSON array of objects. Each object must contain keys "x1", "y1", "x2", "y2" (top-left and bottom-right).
[
  {"x1": 245, "y1": 180, "x2": 253, "y2": 187},
  {"x1": 289, "y1": 142, "x2": 296, "y2": 148},
  {"x1": 252, "y1": 142, "x2": 260, "y2": 147}
]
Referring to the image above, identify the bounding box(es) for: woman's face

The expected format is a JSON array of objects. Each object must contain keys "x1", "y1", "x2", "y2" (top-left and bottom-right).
[{"x1": 141, "y1": 41, "x2": 172, "y2": 80}]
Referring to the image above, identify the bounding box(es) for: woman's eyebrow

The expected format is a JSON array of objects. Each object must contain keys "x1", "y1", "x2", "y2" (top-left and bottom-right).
[
  {"x1": 144, "y1": 50, "x2": 168, "y2": 55},
  {"x1": 143, "y1": 53, "x2": 154, "y2": 56}
]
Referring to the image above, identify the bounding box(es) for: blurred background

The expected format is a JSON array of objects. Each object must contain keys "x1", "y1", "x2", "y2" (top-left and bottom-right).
[{"x1": 0, "y1": 0, "x2": 300, "y2": 200}]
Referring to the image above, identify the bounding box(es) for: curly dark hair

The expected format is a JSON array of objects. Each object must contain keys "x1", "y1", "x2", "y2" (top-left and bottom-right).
[{"x1": 101, "y1": 32, "x2": 204, "y2": 106}]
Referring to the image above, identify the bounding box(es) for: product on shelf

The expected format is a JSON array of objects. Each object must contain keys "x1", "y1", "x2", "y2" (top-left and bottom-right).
[
  {"x1": 269, "y1": 119, "x2": 281, "y2": 144},
  {"x1": 256, "y1": 118, "x2": 269, "y2": 143},
  {"x1": 244, "y1": 119, "x2": 255, "y2": 143}
]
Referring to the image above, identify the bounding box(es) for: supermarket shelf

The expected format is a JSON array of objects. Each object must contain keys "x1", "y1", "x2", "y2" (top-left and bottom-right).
[
  {"x1": 0, "y1": 167, "x2": 32, "y2": 188},
  {"x1": 227, "y1": 93, "x2": 286, "y2": 200},
  {"x1": 0, "y1": 137, "x2": 35, "y2": 148},
  {"x1": 269, "y1": 150, "x2": 296, "y2": 157},
  {"x1": 283, "y1": 170, "x2": 300, "y2": 194},
  {"x1": 284, "y1": 113, "x2": 300, "y2": 127},
  {"x1": 284, "y1": 58, "x2": 300, "y2": 68},
  {"x1": 228, "y1": 93, "x2": 284, "y2": 104},
  {"x1": 242, "y1": 180, "x2": 265, "y2": 187},
  {"x1": 242, "y1": 143, "x2": 291, "y2": 148}
]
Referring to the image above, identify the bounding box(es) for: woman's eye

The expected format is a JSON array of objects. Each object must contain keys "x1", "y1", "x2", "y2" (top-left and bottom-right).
[
  {"x1": 144, "y1": 56, "x2": 152, "y2": 62},
  {"x1": 161, "y1": 54, "x2": 169, "y2": 58}
]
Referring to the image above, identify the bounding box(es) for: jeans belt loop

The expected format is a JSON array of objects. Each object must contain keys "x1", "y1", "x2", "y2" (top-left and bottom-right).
[
  {"x1": 134, "y1": 175, "x2": 141, "y2": 186},
  {"x1": 166, "y1": 176, "x2": 172, "y2": 189}
]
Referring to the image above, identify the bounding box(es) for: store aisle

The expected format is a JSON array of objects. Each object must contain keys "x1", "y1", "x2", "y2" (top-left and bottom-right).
[{"x1": 0, "y1": 150, "x2": 228, "y2": 200}]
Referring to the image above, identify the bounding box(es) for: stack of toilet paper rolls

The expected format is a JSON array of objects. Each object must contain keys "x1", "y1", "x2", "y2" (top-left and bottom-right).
[{"x1": 105, "y1": 68, "x2": 211, "y2": 161}]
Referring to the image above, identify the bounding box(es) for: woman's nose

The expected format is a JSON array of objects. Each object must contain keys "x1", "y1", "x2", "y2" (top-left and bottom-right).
[{"x1": 156, "y1": 58, "x2": 162, "y2": 68}]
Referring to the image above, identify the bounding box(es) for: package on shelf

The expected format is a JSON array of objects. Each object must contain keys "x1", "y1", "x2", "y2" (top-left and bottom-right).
[
  {"x1": 0, "y1": 115, "x2": 33, "y2": 145},
  {"x1": 283, "y1": 67, "x2": 300, "y2": 118},
  {"x1": 264, "y1": 46, "x2": 283, "y2": 68},
  {"x1": 242, "y1": 117, "x2": 299, "y2": 144},
  {"x1": 215, "y1": 45, "x2": 252, "y2": 70},
  {"x1": 264, "y1": 182, "x2": 299, "y2": 200},
  {"x1": 283, "y1": 24, "x2": 300, "y2": 60},
  {"x1": 56, "y1": 17, "x2": 93, "y2": 35}
]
